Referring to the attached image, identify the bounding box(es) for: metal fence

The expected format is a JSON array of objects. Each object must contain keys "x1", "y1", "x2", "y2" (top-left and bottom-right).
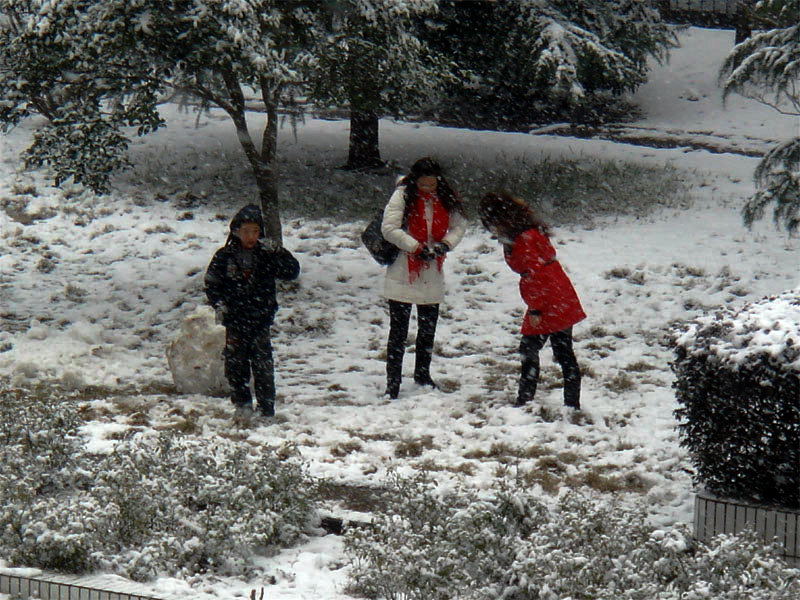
[
  {"x1": 654, "y1": 0, "x2": 753, "y2": 30},
  {"x1": 665, "y1": 0, "x2": 742, "y2": 15},
  {"x1": 0, "y1": 573, "x2": 161, "y2": 600}
]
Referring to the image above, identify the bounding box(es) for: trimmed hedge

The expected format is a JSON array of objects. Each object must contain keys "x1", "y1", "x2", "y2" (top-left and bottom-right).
[{"x1": 672, "y1": 289, "x2": 800, "y2": 508}]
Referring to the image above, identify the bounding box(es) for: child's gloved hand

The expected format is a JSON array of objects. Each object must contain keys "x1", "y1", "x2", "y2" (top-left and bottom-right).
[
  {"x1": 214, "y1": 305, "x2": 227, "y2": 325},
  {"x1": 432, "y1": 242, "x2": 450, "y2": 256},
  {"x1": 528, "y1": 311, "x2": 542, "y2": 328},
  {"x1": 417, "y1": 246, "x2": 436, "y2": 261},
  {"x1": 260, "y1": 237, "x2": 281, "y2": 252}
]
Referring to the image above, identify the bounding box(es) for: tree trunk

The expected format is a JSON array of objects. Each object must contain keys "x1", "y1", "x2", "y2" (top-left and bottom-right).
[
  {"x1": 346, "y1": 109, "x2": 383, "y2": 170},
  {"x1": 259, "y1": 86, "x2": 282, "y2": 245},
  {"x1": 227, "y1": 106, "x2": 283, "y2": 246}
]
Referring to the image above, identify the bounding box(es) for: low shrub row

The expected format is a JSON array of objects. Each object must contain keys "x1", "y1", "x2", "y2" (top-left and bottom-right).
[
  {"x1": 345, "y1": 475, "x2": 800, "y2": 600},
  {"x1": 0, "y1": 392, "x2": 319, "y2": 581}
]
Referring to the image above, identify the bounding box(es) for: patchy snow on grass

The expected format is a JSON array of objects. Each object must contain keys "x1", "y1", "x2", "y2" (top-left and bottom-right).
[{"x1": 0, "y1": 26, "x2": 798, "y2": 600}]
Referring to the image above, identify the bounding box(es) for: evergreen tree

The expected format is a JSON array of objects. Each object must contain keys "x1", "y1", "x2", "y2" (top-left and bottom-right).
[
  {"x1": 720, "y1": 0, "x2": 800, "y2": 234},
  {"x1": 308, "y1": 0, "x2": 446, "y2": 170},
  {"x1": 429, "y1": 0, "x2": 678, "y2": 128},
  {"x1": 0, "y1": 0, "x2": 321, "y2": 242}
]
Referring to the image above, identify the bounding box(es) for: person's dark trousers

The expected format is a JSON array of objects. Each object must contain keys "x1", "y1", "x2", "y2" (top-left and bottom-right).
[
  {"x1": 386, "y1": 301, "x2": 439, "y2": 397},
  {"x1": 518, "y1": 327, "x2": 580, "y2": 408},
  {"x1": 224, "y1": 327, "x2": 275, "y2": 414},
  {"x1": 414, "y1": 303, "x2": 439, "y2": 386}
]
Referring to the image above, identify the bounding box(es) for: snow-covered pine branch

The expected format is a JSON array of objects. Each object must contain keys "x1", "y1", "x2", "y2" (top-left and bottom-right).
[{"x1": 720, "y1": 0, "x2": 800, "y2": 234}]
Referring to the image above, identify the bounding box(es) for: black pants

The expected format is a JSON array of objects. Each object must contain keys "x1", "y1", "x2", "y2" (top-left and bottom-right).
[
  {"x1": 386, "y1": 300, "x2": 439, "y2": 391},
  {"x1": 224, "y1": 327, "x2": 274, "y2": 410},
  {"x1": 519, "y1": 327, "x2": 581, "y2": 408}
]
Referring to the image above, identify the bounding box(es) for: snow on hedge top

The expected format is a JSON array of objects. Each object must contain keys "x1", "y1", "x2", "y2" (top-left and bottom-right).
[{"x1": 673, "y1": 287, "x2": 800, "y2": 370}]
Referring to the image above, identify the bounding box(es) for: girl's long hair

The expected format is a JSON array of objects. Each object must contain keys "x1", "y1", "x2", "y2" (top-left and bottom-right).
[
  {"x1": 398, "y1": 157, "x2": 463, "y2": 215},
  {"x1": 478, "y1": 191, "x2": 550, "y2": 239}
]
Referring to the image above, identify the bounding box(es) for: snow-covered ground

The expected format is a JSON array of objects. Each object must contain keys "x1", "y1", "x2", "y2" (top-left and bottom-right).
[{"x1": 0, "y1": 27, "x2": 798, "y2": 600}]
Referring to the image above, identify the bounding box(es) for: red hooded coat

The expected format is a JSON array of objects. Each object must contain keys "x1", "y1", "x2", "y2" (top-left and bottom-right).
[{"x1": 504, "y1": 228, "x2": 586, "y2": 336}]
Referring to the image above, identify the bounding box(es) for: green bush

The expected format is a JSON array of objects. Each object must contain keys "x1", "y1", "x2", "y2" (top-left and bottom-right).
[
  {"x1": 345, "y1": 475, "x2": 800, "y2": 599},
  {"x1": 672, "y1": 289, "x2": 800, "y2": 508}
]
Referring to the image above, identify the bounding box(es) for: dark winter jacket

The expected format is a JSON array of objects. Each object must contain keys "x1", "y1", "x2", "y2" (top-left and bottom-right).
[
  {"x1": 204, "y1": 204, "x2": 300, "y2": 331},
  {"x1": 504, "y1": 228, "x2": 585, "y2": 336}
]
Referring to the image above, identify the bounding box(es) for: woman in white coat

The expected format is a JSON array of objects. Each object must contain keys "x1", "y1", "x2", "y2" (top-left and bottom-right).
[{"x1": 380, "y1": 157, "x2": 467, "y2": 398}]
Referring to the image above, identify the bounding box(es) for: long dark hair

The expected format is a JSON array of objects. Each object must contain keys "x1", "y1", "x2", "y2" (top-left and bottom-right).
[
  {"x1": 478, "y1": 191, "x2": 550, "y2": 239},
  {"x1": 398, "y1": 157, "x2": 463, "y2": 214}
]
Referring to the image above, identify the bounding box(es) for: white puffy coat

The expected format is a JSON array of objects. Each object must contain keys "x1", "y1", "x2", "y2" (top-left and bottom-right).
[{"x1": 380, "y1": 186, "x2": 467, "y2": 305}]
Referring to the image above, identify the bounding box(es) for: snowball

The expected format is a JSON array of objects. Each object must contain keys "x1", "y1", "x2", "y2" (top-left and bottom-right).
[{"x1": 166, "y1": 305, "x2": 229, "y2": 395}]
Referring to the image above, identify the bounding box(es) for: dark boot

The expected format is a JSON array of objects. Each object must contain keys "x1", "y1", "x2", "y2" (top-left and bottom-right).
[
  {"x1": 231, "y1": 387, "x2": 253, "y2": 408},
  {"x1": 225, "y1": 330, "x2": 253, "y2": 408},
  {"x1": 252, "y1": 329, "x2": 276, "y2": 416},
  {"x1": 551, "y1": 328, "x2": 581, "y2": 409},
  {"x1": 386, "y1": 348, "x2": 404, "y2": 399},
  {"x1": 516, "y1": 356, "x2": 539, "y2": 406},
  {"x1": 414, "y1": 304, "x2": 439, "y2": 388},
  {"x1": 386, "y1": 301, "x2": 412, "y2": 399},
  {"x1": 517, "y1": 335, "x2": 545, "y2": 406},
  {"x1": 385, "y1": 377, "x2": 401, "y2": 399}
]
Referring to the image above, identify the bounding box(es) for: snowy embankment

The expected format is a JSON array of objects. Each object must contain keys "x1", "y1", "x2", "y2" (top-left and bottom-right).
[{"x1": 0, "y1": 26, "x2": 798, "y2": 600}]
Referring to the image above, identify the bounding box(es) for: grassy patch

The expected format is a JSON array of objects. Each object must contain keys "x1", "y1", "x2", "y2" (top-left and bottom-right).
[
  {"x1": 412, "y1": 458, "x2": 478, "y2": 475},
  {"x1": 155, "y1": 418, "x2": 199, "y2": 435},
  {"x1": 572, "y1": 468, "x2": 653, "y2": 494},
  {"x1": 394, "y1": 435, "x2": 436, "y2": 458},
  {"x1": 463, "y1": 442, "x2": 550, "y2": 461},
  {"x1": 520, "y1": 468, "x2": 562, "y2": 494},
  {"x1": 330, "y1": 440, "x2": 363, "y2": 457},
  {"x1": 345, "y1": 429, "x2": 397, "y2": 443},
  {"x1": 278, "y1": 156, "x2": 690, "y2": 225},
  {"x1": 606, "y1": 372, "x2": 636, "y2": 393}
]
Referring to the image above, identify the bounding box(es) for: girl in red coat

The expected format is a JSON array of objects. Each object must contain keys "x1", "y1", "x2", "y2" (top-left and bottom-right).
[{"x1": 479, "y1": 191, "x2": 586, "y2": 409}]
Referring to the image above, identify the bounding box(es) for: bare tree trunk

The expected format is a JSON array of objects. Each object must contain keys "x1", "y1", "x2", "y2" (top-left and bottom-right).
[
  {"x1": 346, "y1": 109, "x2": 383, "y2": 170},
  {"x1": 259, "y1": 84, "x2": 282, "y2": 244}
]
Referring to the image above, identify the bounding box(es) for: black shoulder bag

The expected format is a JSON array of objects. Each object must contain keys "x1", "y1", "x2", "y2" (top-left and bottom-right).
[{"x1": 361, "y1": 208, "x2": 400, "y2": 266}]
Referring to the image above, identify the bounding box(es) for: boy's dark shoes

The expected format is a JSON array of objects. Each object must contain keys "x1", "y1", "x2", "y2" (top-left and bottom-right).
[
  {"x1": 258, "y1": 402, "x2": 275, "y2": 418},
  {"x1": 513, "y1": 397, "x2": 529, "y2": 407}
]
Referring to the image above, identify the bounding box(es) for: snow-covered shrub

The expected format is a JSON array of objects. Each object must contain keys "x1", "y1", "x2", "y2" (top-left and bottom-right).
[
  {"x1": 672, "y1": 288, "x2": 800, "y2": 508},
  {"x1": 87, "y1": 434, "x2": 319, "y2": 580},
  {"x1": 345, "y1": 475, "x2": 800, "y2": 599},
  {"x1": 0, "y1": 392, "x2": 94, "y2": 572},
  {"x1": 0, "y1": 394, "x2": 319, "y2": 580},
  {"x1": 10, "y1": 496, "x2": 102, "y2": 574}
]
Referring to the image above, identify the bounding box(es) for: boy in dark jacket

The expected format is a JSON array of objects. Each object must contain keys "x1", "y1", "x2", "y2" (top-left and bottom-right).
[{"x1": 205, "y1": 204, "x2": 300, "y2": 417}]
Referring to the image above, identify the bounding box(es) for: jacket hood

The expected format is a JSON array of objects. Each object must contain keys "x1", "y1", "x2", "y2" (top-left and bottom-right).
[
  {"x1": 229, "y1": 204, "x2": 265, "y2": 237},
  {"x1": 225, "y1": 204, "x2": 266, "y2": 248}
]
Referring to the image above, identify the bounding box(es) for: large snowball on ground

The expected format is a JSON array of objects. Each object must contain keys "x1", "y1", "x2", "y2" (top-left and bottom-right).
[{"x1": 166, "y1": 305, "x2": 229, "y2": 395}]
